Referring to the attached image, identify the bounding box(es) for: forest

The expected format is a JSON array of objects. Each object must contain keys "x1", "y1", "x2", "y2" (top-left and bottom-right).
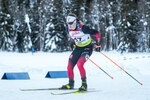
[{"x1": 0, "y1": 0, "x2": 150, "y2": 52}]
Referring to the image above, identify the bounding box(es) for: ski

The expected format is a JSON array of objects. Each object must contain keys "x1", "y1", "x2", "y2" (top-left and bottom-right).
[
  {"x1": 51, "y1": 90, "x2": 97, "y2": 95},
  {"x1": 20, "y1": 88, "x2": 78, "y2": 91}
]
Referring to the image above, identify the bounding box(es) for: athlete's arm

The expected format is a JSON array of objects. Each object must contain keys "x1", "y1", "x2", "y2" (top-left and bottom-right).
[{"x1": 82, "y1": 25, "x2": 101, "y2": 43}]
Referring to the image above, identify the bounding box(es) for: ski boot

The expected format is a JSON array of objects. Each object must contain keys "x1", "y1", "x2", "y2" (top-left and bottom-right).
[
  {"x1": 79, "y1": 79, "x2": 87, "y2": 91},
  {"x1": 60, "y1": 80, "x2": 74, "y2": 89}
]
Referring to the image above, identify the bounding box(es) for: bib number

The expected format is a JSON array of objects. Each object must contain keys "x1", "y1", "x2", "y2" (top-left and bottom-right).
[{"x1": 74, "y1": 37, "x2": 82, "y2": 43}]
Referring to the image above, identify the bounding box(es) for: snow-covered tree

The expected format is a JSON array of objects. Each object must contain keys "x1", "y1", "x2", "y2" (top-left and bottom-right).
[
  {"x1": 137, "y1": 0, "x2": 150, "y2": 52},
  {"x1": 118, "y1": 0, "x2": 140, "y2": 52},
  {"x1": 0, "y1": 0, "x2": 150, "y2": 52},
  {"x1": 0, "y1": 0, "x2": 14, "y2": 51},
  {"x1": 48, "y1": 0, "x2": 70, "y2": 52}
]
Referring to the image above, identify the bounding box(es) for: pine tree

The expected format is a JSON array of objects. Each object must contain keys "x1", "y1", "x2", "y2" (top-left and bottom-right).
[
  {"x1": 0, "y1": 0, "x2": 14, "y2": 51},
  {"x1": 49, "y1": 0, "x2": 70, "y2": 52},
  {"x1": 29, "y1": 0, "x2": 43, "y2": 51},
  {"x1": 137, "y1": 0, "x2": 150, "y2": 52},
  {"x1": 43, "y1": 0, "x2": 55, "y2": 51},
  {"x1": 0, "y1": 0, "x2": 149, "y2": 52},
  {"x1": 119, "y1": 0, "x2": 140, "y2": 52},
  {"x1": 12, "y1": 0, "x2": 32, "y2": 52}
]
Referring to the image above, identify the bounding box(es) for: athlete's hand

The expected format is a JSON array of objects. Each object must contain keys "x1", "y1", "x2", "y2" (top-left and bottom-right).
[
  {"x1": 73, "y1": 45, "x2": 76, "y2": 49},
  {"x1": 93, "y1": 42, "x2": 101, "y2": 52}
]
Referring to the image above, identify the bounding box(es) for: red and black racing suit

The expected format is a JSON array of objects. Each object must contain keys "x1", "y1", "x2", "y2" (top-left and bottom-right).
[{"x1": 67, "y1": 23, "x2": 101, "y2": 81}]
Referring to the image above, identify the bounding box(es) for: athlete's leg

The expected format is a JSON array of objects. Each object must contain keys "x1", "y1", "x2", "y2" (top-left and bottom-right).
[
  {"x1": 67, "y1": 50, "x2": 81, "y2": 80},
  {"x1": 77, "y1": 48, "x2": 93, "y2": 91},
  {"x1": 76, "y1": 53, "x2": 89, "y2": 80},
  {"x1": 77, "y1": 52, "x2": 92, "y2": 91},
  {"x1": 61, "y1": 50, "x2": 81, "y2": 89},
  {"x1": 67, "y1": 55, "x2": 75, "y2": 80}
]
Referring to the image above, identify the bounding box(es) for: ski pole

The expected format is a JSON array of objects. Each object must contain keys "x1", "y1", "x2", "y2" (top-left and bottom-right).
[
  {"x1": 99, "y1": 51, "x2": 143, "y2": 85},
  {"x1": 88, "y1": 58, "x2": 114, "y2": 79}
]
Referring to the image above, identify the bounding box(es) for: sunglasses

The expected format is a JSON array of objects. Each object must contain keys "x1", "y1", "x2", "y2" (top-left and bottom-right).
[{"x1": 67, "y1": 20, "x2": 76, "y2": 25}]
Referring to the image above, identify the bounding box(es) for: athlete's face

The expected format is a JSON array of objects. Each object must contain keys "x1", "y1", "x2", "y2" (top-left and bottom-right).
[
  {"x1": 67, "y1": 20, "x2": 76, "y2": 30},
  {"x1": 66, "y1": 16, "x2": 77, "y2": 30}
]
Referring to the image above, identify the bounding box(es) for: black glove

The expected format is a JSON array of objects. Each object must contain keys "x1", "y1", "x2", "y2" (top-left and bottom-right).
[{"x1": 95, "y1": 42, "x2": 101, "y2": 52}]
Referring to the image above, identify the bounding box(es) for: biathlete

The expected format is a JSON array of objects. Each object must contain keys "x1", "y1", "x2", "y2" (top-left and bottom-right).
[{"x1": 60, "y1": 13, "x2": 101, "y2": 91}]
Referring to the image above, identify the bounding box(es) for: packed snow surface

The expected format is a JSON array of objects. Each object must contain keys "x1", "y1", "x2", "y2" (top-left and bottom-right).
[{"x1": 0, "y1": 51, "x2": 150, "y2": 100}]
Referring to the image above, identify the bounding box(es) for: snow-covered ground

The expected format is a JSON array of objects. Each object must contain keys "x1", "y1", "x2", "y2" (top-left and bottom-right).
[{"x1": 0, "y1": 51, "x2": 150, "y2": 100}]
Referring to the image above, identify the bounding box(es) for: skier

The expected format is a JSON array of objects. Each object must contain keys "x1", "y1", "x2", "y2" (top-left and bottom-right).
[{"x1": 60, "y1": 13, "x2": 101, "y2": 91}]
